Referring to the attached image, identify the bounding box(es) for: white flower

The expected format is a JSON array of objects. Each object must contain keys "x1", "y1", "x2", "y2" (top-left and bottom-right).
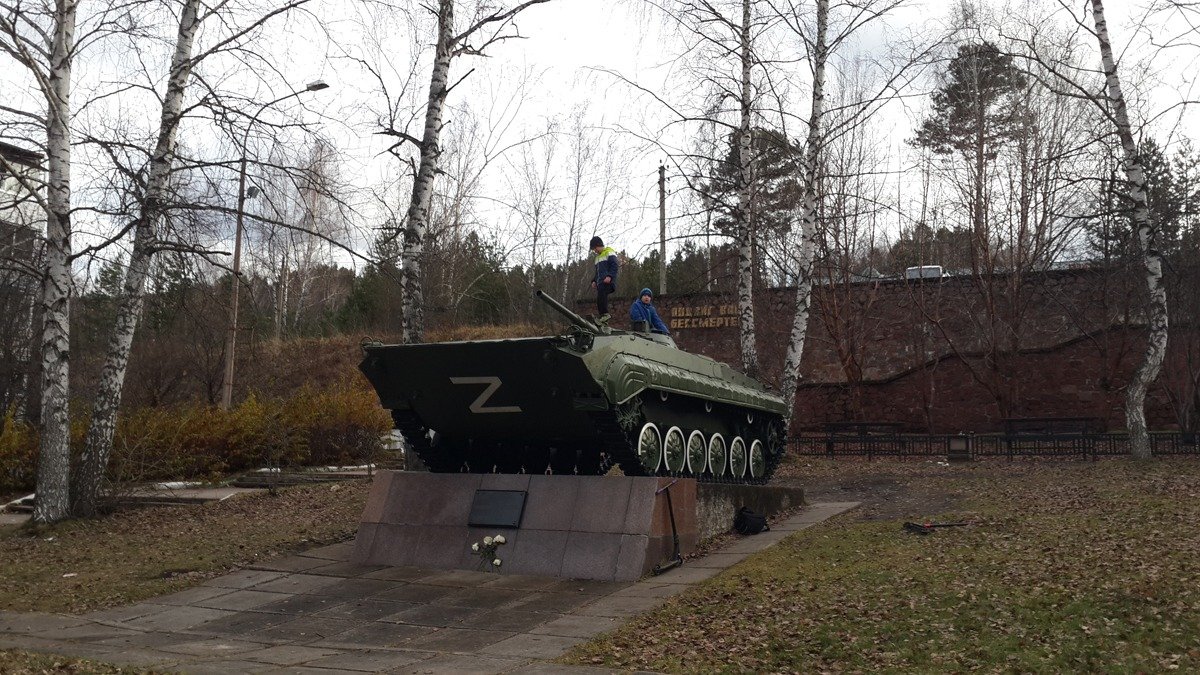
[
  {"x1": 472, "y1": 543, "x2": 479, "y2": 552},
  {"x1": 493, "y1": 535, "x2": 506, "y2": 545},
  {"x1": 493, "y1": 559, "x2": 502, "y2": 567},
  {"x1": 483, "y1": 536, "x2": 493, "y2": 546}
]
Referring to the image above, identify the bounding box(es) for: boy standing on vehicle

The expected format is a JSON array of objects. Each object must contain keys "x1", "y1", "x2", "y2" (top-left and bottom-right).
[
  {"x1": 630, "y1": 287, "x2": 670, "y2": 334},
  {"x1": 590, "y1": 236, "x2": 618, "y2": 322}
]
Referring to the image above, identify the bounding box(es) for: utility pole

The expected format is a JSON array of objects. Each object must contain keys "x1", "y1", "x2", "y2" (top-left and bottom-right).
[
  {"x1": 221, "y1": 80, "x2": 329, "y2": 411},
  {"x1": 658, "y1": 163, "x2": 667, "y2": 295}
]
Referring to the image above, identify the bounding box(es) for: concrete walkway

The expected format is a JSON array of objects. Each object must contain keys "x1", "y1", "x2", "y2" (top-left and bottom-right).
[{"x1": 0, "y1": 502, "x2": 858, "y2": 674}]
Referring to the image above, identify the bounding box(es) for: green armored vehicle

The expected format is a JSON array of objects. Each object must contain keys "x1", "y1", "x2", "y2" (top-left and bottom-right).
[{"x1": 359, "y1": 290, "x2": 789, "y2": 484}]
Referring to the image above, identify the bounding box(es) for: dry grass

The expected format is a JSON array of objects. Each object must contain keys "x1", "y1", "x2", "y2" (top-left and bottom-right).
[
  {"x1": 0, "y1": 480, "x2": 369, "y2": 614},
  {"x1": 0, "y1": 650, "x2": 151, "y2": 674},
  {"x1": 564, "y1": 459, "x2": 1200, "y2": 673}
]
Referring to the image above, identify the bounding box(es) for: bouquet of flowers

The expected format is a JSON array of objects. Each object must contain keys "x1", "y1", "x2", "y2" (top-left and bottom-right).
[{"x1": 471, "y1": 534, "x2": 506, "y2": 571}]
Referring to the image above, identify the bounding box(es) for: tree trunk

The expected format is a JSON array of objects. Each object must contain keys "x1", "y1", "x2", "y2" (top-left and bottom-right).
[
  {"x1": 780, "y1": 0, "x2": 827, "y2": 422},
  {"x1": 1091, "y1": 0, "x2": 1168, "y2": 460},
  {"x1": 33, "y1": 0, "x2": 79, "y2": 525},
  {"x1": 736, "y1": 0, "x2": 758, "y2": 377},
  {"x1": 70, "y1": 0, "x2": 202, "y2": 517},
  {"x1": 401, "y1": 0, "x2": 454, "y2": 344}
]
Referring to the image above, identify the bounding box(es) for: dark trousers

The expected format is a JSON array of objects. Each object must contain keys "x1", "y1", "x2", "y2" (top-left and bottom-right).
[{"x1": 596, "y1": 282, "x2": 615, "y2": 315}]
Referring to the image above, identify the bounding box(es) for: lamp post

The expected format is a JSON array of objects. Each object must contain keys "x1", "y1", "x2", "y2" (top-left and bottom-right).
[{"x1": 220, "y1": 80, "x2": 329, "y2": 410}]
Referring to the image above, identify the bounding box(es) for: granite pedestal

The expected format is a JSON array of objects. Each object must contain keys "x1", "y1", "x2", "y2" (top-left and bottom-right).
[{"x1": 352, "y1": 471, "x2": 805, "y2": 582}]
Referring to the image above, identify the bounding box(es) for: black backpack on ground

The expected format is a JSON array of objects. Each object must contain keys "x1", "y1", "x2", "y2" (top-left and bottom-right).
[{"x1": 734, "y1": 507, "x2": 769, "y2": 535}]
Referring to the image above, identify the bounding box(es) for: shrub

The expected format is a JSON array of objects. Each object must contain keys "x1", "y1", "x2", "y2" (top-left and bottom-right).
[
  {"x1": 0, "y1": 381, "x2": 393, "y2": 494},
  {"x1": 0, "y1": 409, "x2": 38, "y2": 496}
]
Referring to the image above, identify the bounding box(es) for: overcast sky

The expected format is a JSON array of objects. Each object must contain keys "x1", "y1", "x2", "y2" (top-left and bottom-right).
[{"x1": 2, "y1": 0, "x2": 1197, "y2": 280}]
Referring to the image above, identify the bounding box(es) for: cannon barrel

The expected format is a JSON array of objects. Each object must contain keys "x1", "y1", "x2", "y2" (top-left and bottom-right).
[{"x1": 535, "y1": 290, "x2": 598, "y2": 333}]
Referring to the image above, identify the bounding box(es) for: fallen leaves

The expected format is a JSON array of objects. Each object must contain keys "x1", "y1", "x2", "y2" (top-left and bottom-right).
[{"x1": 562, "y1": 459, "x2": 1200, "y2": 673}]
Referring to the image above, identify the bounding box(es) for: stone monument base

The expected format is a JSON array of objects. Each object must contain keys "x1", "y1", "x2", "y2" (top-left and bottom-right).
[{"x1": 352, "y1": 471, "x2": 805, "y2": 582}]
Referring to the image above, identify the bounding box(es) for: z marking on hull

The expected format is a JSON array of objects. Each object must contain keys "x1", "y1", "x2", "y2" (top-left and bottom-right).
[{"x1": 449, "y1": 376, "x2": 523, "y2": 413}]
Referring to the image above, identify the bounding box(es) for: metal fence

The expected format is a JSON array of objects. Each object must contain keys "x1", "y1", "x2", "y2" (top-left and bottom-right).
[{"x1": 788, "y1": 431, "x2": 1200, "y2": 460}]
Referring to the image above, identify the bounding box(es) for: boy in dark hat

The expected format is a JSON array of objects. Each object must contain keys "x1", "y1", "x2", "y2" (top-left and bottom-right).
[
  {"x1": 589, "y1": 236, "x2": 618, "y2": 322},
  {"x1": 630, "y1": 288, "x2": 670, "y2": 334}
]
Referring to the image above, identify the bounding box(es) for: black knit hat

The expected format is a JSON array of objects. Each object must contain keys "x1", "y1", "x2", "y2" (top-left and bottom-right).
[{"x1": 589, "y1": 236, "x2": 603, "y2": 249}]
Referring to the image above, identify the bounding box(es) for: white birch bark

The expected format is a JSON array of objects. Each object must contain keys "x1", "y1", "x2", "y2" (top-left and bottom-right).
[
  {"x1": 400, "y1": 0, "x2": 454, "y2": 344},
  {"x1": 71, "y1": 0, "x2": 203, "y2": 516},
  {"x1": 1091, "y1": 0, "x2": 1168, "y2": 460},
  {"x1": 780, "y1": 0, "x2": 828, "y2": 421},
  {"x1": 33, "y1": 0, "x2": 79, "y2": 525},
  {"x1": 736, "y1": 0, "x2": 758, "y2": 377}
]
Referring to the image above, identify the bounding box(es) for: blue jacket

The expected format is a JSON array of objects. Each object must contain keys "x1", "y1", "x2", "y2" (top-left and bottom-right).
[
  {"x1": 593, "y1": 246, "x2": 619, "y2": 286},
  {"x1": 630, "y1": 298, "x2": 670, "y2": 334}
]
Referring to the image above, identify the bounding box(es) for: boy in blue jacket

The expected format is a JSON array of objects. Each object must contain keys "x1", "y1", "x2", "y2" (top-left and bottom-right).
[
  {"x1": 630, "y1": 288, "x2": 670, "y2": 334},
  {"x1": 590, "y1": 236, "x2": 619, "y2": 322}
]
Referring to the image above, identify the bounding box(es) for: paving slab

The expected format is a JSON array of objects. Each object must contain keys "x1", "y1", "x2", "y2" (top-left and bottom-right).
[
  {"x1": 300, "y1": 542, "x2": 356, "y2": 561},
  {"x1": 189, "y1": 610, "x2": 294, "y2": 637},
  {"x1": 383, "y1": 603, "x2": 480, "y2": 628},
  {"x1": 308, "y1": 578, "x2": 398, "y2": 599},
  {"x1": 148, "y1": 585, "x2": 237, "y2": 606},
  {"x1": 195, "y1": 589, "x2": 294, "y2": 611},
  {"x1": 305, "y1": 561, "x2": 389, "y2": 578},
  {"x1": 253, "y1": 573, "x2": 346, "y2": 595},
  {"x1": 417, "y1": 569, "x2": 499, "y2": 588},
  {"x1": 314, "y1": 598, "x2": 419, "y2": 622},
  {"x1": 404, "y1": 627, "x2": 516, "y2": 653},
  {"x1": 203, "y1": 569, "x2": 289, "y2": 589},
  {"x1": 0, "y1": 611, "x2": 90, "y2": 634},
  {"x1": 393, "y1": 652, "x2": 530, "y2": 674},
  {"x1": 504, "y1": 591, "x2": 595, "y2": 615},
  {"x1": 308, "y1": 621, "x2": 434, "y2": 649},
  {"x1": 172, "y1": 658, "x2": 276, "y2": 674},
  {"x1": 0, "y1": 500, "x2": 858, "y2": 674},
  {"x1": 239, "y1": 643, "x2": 345, "y2": 665},
  {"x1": 482, "y1": 632, "x2": 587, "y2": 659},
  {"x1": 123, "y1": 605, "x2": 238, "y2": 632},
  {"x1": 246, "y1": 616, "x2": 364, "y2": 643},
  {"x1": 360, "y1": 566, "x2": 436, "y2": 583},
  {"x1": 304, "y1": 648, "x2": 434, "y2": 672},
  {"x1": 607, "y1": 583, "x2": 689, "y2": 599},
  {"x1": 571, "y1": 595, "x2": 666, "y2": 618},
  {"x1": 256, "y1": 594, "x2": 347, "y2": 617},
  {"x1": 0, "y1": 512, "x2": 30, "y2": 526},
  {"x1": 40, "y1": 622, "x2": 146, "y2": 642},
  {"x1": 457, "y1": 609, "x2": 556, "y2": 633},
  {"x1": 371, "y1": 584, "x2": 455, "y2": 604},
  {"x1": 687, "y1": 552, "x2": 751, "y2": 568},
  {"x1": 528, "y1": 614, "x2": 622, "y2": 639},
  {"x1": 95, "y1": 630, "x2": 195, "y2": 650},
  {"x1": 436, "y1": 587, "x2": 527, "y2": 609},
  {"x1": 159, "y1": 637, "x2": 271, "y2": 657},
  {"x1": 86, "y1": 603, "x2": 167, "y2": 624},
  {"x1": 249, "y1": 555, "x2": 337, "y2": 574},
  {"x1": 646, "y1": 565, "x2": 724, "y2": 585}
]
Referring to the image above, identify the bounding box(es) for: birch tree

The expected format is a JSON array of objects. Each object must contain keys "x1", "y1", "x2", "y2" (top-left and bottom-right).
[
  {"x1": 0, "y1": 0, "x2": 80, "y2": 523},
  {"x1": 772, "y1": 0, "x2": 918, "y2": 420},
  {"x1": 70, "y1": 0, "x2": 315, "y2": 515},
  {"x1": 68, "y1": 0, "x2": 202, "y2": 517},
  {"x1": 387, "y1": 0, "x2": 551, "y2": 344},
  {"x1": 1005, "y1": 0, "x2": 1199, "y2": 456},
  {"x1": 1090, "y1": 0, "x2": 1167, "y2": 459},
  {"x1": 778, "y1": 0, "x2": 827, "y2": 415}
]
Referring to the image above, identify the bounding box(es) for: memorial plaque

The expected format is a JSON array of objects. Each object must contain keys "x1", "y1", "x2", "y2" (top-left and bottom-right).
[{"x1": 468, "y1": 489, "x2": 527, "y2": 528}]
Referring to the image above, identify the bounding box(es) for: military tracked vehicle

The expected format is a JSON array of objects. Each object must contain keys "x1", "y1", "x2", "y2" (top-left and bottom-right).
[{"x1": 359, "y1": 290, "x2": 789, "y2": 484}]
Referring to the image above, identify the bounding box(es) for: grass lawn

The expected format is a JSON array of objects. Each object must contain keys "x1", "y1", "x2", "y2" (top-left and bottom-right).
[
  {"x1": 564, "y1": 458, "x2": 1200, "y2": 673},
  {"x1": 0, "y1": 480, "x2": 369, "y2": 614}
]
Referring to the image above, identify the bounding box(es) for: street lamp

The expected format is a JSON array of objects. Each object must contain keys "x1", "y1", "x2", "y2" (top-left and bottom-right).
[{"x1": 220, "y1": 81, "x2": 330, "y2": 410}]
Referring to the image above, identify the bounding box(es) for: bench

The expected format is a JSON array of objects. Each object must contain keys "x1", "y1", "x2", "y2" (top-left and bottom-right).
[{"x1": 1001, "y1": 417, "x2": 1104, "y2": 458}]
